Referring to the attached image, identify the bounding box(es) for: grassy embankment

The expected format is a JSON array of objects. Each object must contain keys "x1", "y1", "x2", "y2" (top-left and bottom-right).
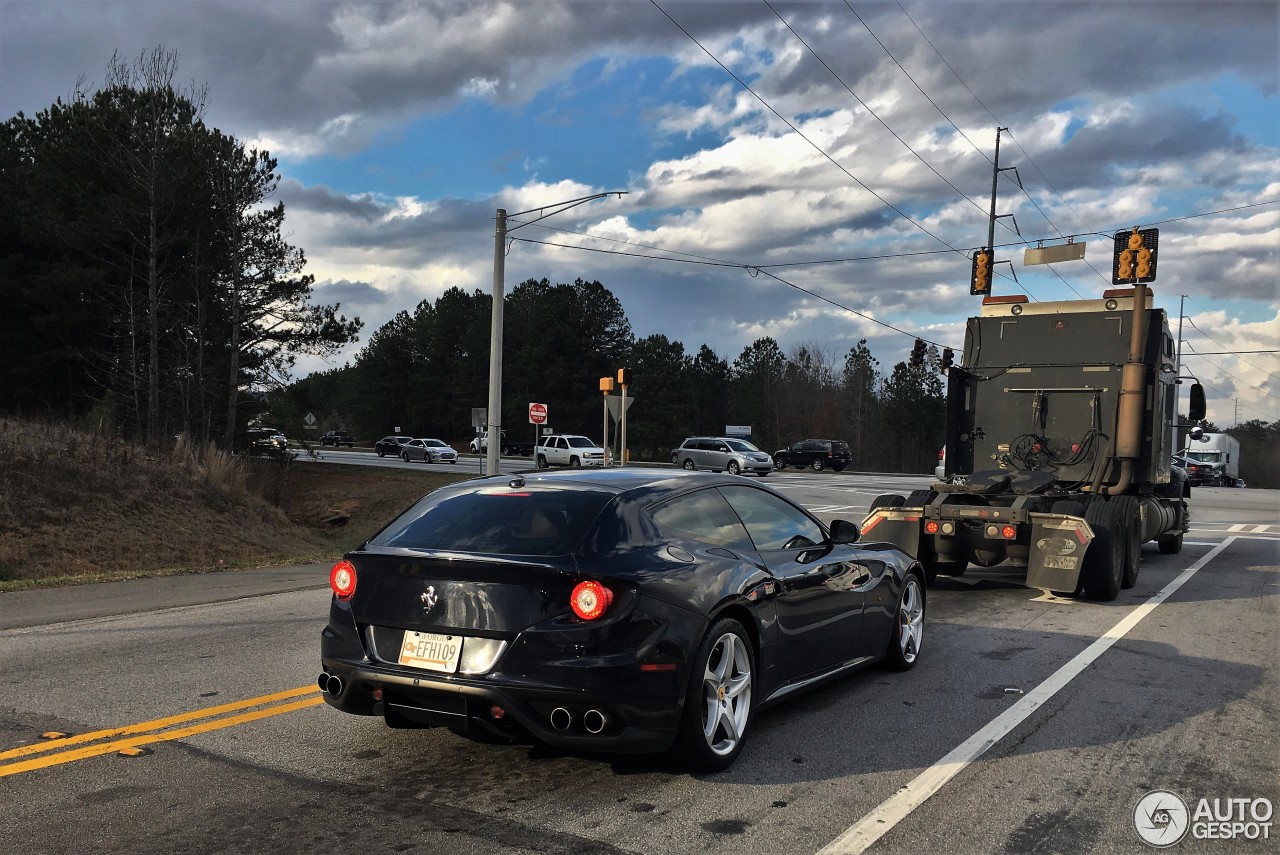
[{"x1": 0, "y1": 417, "x2": 470, "y2": 591}]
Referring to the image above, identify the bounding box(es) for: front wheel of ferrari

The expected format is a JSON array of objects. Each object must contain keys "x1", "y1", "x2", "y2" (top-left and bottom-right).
[
  {"x1": 675, "y1": 617, "x2": 754, "y2": 772},
  {"x1": 883, "y1": 573, "x2": 925, "y2": 671}
]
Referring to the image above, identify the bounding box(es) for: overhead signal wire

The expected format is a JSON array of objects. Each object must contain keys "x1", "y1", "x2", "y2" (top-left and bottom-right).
[
  {"x1": 839, "y1": 1, "x2": 1086, "y2": 296},
  {"x1": 651, "y1": 0, "x2": 1032, "y2": 298},
  {"x1": 765, "y1": 1, "x2": 1001, "y2": 229},
  {"x1": 1185, "y1": 314, "x2": 1278, "y2": 381},
  {"x1": 889, "y1": 3, "x2": 1110, "y2": 291},
  {"x1": 509, "y1": 233, "x2": 956, "y2": 350}
]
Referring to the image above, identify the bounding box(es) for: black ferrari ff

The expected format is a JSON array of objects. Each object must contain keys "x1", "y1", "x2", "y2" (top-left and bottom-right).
[{"x1": 319, "y1": 468, "x2": 925, "y2": 771}]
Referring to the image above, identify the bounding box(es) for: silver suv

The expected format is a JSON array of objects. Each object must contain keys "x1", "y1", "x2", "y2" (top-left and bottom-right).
[{"x1": 671, "y1": 437, "x2": 773, "y2": 476}]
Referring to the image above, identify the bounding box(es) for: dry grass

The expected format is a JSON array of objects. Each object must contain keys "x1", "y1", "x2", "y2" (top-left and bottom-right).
[{"x1": 0, "y1": 416, "x2": 469, "y2": 588}]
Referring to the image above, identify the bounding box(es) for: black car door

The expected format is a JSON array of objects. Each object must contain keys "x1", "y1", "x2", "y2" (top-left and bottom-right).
[{"x1": 719, "y1": 484, "x2": 867, "y2": 679}]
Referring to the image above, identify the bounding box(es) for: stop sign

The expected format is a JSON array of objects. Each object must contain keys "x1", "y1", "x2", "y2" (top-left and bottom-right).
[{"x1": 528, "y1": 402, "x2": 548, "y2": 425}]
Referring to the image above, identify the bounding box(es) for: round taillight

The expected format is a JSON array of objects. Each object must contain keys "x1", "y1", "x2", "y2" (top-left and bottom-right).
[
  {"x1": 571, "y1": 580, "x2": 613, "y2": 621},
  {"x1": 924, "y1": 521, "x2": 939, "y2": 534},
  {"x1": 1001, "y1": 525, "x2": 1017, "y2": 540},
  {"x1": 330, "y1": 560, "x2": 357, "y2": 601}
]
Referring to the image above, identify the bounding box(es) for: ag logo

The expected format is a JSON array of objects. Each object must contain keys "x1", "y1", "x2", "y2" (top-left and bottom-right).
[
  {"x1": 420, "y1": 586, "x2": 438, "y2": 614},
  {"x1": 1134, "y1": 790, "x2": 1189, "y2": 847}
]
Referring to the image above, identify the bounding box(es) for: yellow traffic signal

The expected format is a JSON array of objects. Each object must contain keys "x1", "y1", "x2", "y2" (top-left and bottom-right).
[
  {"x1": 1112, "y1": 227, "x2": 1159, "y2": 285},
  {"x1": 970, "y1": 248, "x2": 992, "y2": 295}
]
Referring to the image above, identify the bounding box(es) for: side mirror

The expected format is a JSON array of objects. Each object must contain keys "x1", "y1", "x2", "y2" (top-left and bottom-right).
[
  {"x1": 830, "y1": 519, "x2": 860, "y2": 544},
  {"x1": 1189, "y1": 426, "x2": 1204, "y2": 441},
  {"x1": 1188, "y1": 383, "x2": 1206, "y2": 422}
]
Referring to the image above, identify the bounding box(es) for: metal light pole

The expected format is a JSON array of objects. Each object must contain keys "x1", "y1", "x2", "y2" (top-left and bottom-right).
[{"x1": 485, "y1": 192, "x2": 626, "y2": 476}]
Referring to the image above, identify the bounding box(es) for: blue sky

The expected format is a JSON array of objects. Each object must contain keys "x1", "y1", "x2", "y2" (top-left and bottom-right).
[{"x1": 2, "y1": 0, "x2": 1277, "y2": 424}]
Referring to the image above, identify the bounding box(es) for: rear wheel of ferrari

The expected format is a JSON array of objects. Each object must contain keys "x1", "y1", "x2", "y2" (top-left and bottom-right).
[{"x1": 675, "y1": 618, "x2": 754, "y2": 772}]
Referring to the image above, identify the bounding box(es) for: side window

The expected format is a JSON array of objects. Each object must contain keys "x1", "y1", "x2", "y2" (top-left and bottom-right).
[
  {"x1": 716, "y1": 442, "x2": 730, "y2": 452},
  {"x1": 719, "y1": 485, "x2": 825, "y2": 551},
  {"x1": 649, "y1": 489, "x2": 752, "y2": 550}
]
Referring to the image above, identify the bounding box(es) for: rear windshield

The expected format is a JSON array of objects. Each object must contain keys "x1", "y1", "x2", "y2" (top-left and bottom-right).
[{"x1": 368, "y1": 487, "x2": 613, "y2": 555}]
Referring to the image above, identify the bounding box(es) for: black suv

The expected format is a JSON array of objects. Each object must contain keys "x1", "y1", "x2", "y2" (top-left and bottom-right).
[
  {"x1": 773, "y1": 439, "x2": 852, "y2": 471},
  {"x1": 321, "y1": 430, "x2": 356, "y2": 448},
  {"x1": 374, "y1": 435, "x2": 413, "y2": 457}
]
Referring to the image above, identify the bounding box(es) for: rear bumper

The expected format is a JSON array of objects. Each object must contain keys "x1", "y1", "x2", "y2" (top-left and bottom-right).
[
  {"x1": 317, "y1": 656, "x2": 678, "y2": 753},
  {"x1": 319, "y1": 594, "x2": 704, "y2": 754}
]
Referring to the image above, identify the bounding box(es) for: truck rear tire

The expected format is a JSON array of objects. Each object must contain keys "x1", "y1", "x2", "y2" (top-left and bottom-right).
[
  {"x1": 1081, "y1": 498, "x2": 1124, "y2": 601},
  {"x1": 1112, "y1": 495, "x2": 1142, "y2": 589},
  {"x1": 870, "y1": 494, "x2": 905, "y2": 511},
  {"x1": 905, "y1": 489, "x2": 936, "y2": 507}
]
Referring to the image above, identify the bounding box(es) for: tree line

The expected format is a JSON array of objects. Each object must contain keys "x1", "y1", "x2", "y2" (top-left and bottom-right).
[
  {"x1": 269, "y1": 277, "x2": 949, "y2": 472},
  {"x1": 0, "y1": 49, "x2": 359, "y2": 447}
]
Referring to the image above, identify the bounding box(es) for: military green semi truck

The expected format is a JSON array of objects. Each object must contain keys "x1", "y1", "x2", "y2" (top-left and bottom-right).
[{"x1": 861, "y1": 285, "x2": 1205, "y2": 601}]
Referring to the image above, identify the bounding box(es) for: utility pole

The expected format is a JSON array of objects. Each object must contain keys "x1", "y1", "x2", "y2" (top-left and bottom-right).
[
  {"x1": 1172, "y1": 294, "x2": 1187, "y2": 454},
  {"x1": 987, "y1": 127, "x2": 1005, "y2": 254},
  {"x1": 485, "y1": 192, "x2": 626, "y2": 476}
]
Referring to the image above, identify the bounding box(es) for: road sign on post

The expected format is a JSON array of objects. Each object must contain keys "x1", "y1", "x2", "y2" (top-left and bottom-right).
[{"x1": 528, "y1": 403, "x2": 547, "y2": 424}]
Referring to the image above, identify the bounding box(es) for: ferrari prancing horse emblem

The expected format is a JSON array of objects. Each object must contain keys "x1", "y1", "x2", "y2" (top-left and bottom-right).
[{"x1": 420, "y1": 586, "x2": 438, "y2": 613}]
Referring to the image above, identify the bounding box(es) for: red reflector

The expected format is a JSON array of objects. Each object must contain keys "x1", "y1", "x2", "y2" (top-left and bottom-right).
[
  {"x1": 489, "y1": 705, "x2": 506, "y2": 719},
  {"x1": 571, "y1": 580, "x2": 613, "y2": 620},
  {"x1": 925, "y1": 521, "x2": 939, "y2": 534},
  {"x1": 1071, "y1": 443, "x2": 1081, "y2": 453},
  {"x1": 1075, "y1": 525, "x2": 1090, "y2": 544},
  {"x1": 640, "y1": 663, "x2": 678, "y2": 672},
  {"x1": 330, "y1": 560, "x2": 357, "y2": 601},
  {"x1": 372, "y1": 688, "x2": 383, "y2": 702},
  {"x1": 1001, "y1": 525, "x2": 1017, "y2": 539}
]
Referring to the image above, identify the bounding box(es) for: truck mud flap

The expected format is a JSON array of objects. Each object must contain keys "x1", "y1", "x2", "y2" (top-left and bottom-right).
[
  {"x1": 859, "y1": 508, "x2": 923, "y2": 558},
  {"x1": 1026, "y1": 514, "x2": 1094, "y2": 592}
]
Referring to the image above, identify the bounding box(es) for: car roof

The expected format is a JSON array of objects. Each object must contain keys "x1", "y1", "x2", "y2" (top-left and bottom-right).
[{"x1": 471, "y1": 467, "x2": 768, "y2": 497}]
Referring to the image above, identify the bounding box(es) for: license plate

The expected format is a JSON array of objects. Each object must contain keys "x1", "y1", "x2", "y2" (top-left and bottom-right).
[{"x1": 398, "y1": 631, "x2": 462, "y2": 673}]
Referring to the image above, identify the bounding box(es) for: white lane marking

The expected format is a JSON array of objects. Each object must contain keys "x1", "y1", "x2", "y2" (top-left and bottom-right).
[
  {"x1": 1229, "y1": 524, "x2": 1248, "y2": 532},
  {"x1": 815, "y1": 537, "x2": 1237, "y2": 855},
  {"x1": 1253, "y1": 524, "x2": 1272, "y2": 533}
]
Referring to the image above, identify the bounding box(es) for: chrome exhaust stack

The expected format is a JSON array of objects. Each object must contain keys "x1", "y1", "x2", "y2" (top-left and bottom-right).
[
  {"x1": 549, "y1": 707, "x2": 573, "y2": 731},
  {"x1": 582, "y1": 709, "x2": 608, "y2": 735}
]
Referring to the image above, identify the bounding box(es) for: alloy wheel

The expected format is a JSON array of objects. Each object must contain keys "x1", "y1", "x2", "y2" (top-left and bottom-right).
[
  {"x1": 897, "y1": 578, "x2": 924, "y2": 664},
  {"x1": 701, "y1": 632, "x2": 752, "y2": 756}
]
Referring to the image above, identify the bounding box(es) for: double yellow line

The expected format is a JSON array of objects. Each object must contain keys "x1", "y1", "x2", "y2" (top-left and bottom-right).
[{"x1": 0, "y1": 685, "x2": 322, "y2": 778}]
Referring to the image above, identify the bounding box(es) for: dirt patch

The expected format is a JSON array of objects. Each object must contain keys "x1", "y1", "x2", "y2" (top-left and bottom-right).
[{"x1": 0, "y1": 417, "x2": 470, "y2": 588}]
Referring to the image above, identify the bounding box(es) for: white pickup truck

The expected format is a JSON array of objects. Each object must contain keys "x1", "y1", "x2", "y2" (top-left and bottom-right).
[{"x1": 535, "y1": 434, "x2": 606, "y2": 468}]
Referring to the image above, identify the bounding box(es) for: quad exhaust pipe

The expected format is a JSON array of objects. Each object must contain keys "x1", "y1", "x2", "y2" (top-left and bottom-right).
[
  {"x1": 582, "y1": 709, "x2": 608, "y2": 735},
  {"x1": 317, "y1": 672, "x2": 344, "y2": 697},
  {"x1": 549, "y1": 707, "x2": 573, "y2": 731}
]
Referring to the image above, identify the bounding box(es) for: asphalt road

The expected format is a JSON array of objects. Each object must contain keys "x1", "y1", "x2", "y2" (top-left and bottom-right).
[{"x1": 2, "y1": 472, "x2": 1276, "y2": 855}]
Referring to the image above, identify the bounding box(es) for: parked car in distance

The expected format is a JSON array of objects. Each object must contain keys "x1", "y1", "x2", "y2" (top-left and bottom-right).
[
  {"x1": 321, "y1": 430, "x2": 356, "y2": 448},
  {"x1": 402, "y1": 438, "x2": 459, "y2": 464},
  {"x1": 319, "y1": 468, "x2": 925, "y2": 771},
  {"x1": 375, "y1": 435, "x2": 413, "y2": 457},
  {"x1": 469, "y1": 430, "x2": 506, "y2": 453},
  {"x1": 773, "y1": 439, "x2": 852, "y2": 472},
  {"x1": 239, "y1": 428, "x2": 288, "y2": 455},
  {"x1": 672, "y1": 437, "x2": 773, "y2": 476},
  {"x1": 535, "y1": 434, "x2": 606, "y2": 468}
]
